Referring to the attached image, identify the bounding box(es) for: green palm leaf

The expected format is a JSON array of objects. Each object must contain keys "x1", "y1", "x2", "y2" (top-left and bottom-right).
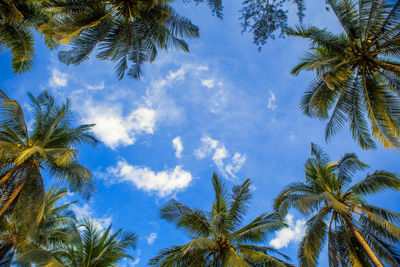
[
  {"x1": 292, "y1": 0, "x2": 400, "y2": 149},
  {"x1": 151, "y1": 173, "x2": 292, "y2": 266}
]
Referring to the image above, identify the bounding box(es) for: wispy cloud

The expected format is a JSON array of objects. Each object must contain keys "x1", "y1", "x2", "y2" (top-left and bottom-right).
[
  {"x1": 201, "y1": 79, "x2": 215, "y2": 88},
  {"x1": 270, "y1": 214, "x2": 306, "y2": 249},
  {"x1": 49, "y1": 69, "x2": 68, "y2": 88},
  {"x1": 86, "y1": 81, "x2": 105, "y2": 90},
  {"x1": 105, "y1": 160, "x2": 193, "y2": 197},
  {"x1": 172, "y1": 137, "x2": 183, "y2": 158},
  {"x1": 267, "y1": 90, "x2": 277, "y2": 111},
  {"x1": 120, "y1": 257, "x2": 140, "y2": 267},
  {"x1": 70, "y1": 203, "x2": 112, "y2": 231},
  {"x1": 195, "y1": 136, "x2": 246, "y2": 179},
  {"x1": 146, "y1": 232, "x2": 157, "y2": 245},
  {"x1": 144, "y1": 67, "x2": 188, "y2": 125}
]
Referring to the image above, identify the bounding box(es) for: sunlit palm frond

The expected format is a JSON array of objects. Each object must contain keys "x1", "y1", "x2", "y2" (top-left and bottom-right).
[
  {"x1": 275, "y1": 143, "x2": 400, "y2": 266},
  {"x1": 292, "y1": 0, "x2": 400, "y2": 149},
  {"x1": 151, "y1": 173, "x2": 291, "y2": 266}
]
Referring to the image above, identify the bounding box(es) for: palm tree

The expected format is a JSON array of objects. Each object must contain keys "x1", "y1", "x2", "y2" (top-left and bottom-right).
[
  {"x1": 290, "y1": 0, "x2": 400, "y2": 150},
  {"x1": 0, "y1": 0, "x2": 56, "y2": 73},
  {"x1": 43, "y1": 0, "x2": 199, "y2": 79},
  {"x1": 0, "y1": 187, "x2": 75, "y2": 265},
  {"x1": 274, "y1": 143, "x2": 400, "y2": 267},
  {"x1": 0, "y1": 89, "x2": 97, "y2": 218},
  {"x1": 150, "y1": 173, "x2": 292, "y2": 266},
  {"x1": 18, "y1": 219, "x2": 137, "y2": 266}
]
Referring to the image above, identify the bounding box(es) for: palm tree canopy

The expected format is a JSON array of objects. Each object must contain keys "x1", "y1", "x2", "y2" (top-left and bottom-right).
[
  {"x1": 18, "y1": 219, "x2": 137, "y2": 267},
  {"x1": 290, "y1": 0, "x2": 400, "y2": 150},
  {"x1": 0, "y1": 186, "x2": 75, "y2": 265},
  {"x1": 0, "y1": 0, "x2": 57, "y2": 74},
  {"x1": 43, "y1": 0, "x2": 199, "y2": 79},
  {"x1": 0, "y1": 90, "x2": 97, "y2": 218},
  {"x1": 274, "y1": 143, "x2": 400, "y2": 266},
  {"x1": 150, "y1": 173, "x2": 293, "y2": 267}
]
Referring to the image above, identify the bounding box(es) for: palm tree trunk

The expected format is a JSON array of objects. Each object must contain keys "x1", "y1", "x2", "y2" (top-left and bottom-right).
[{"x1": 344, "y1": 216, "x2": 383, "y2": 267}]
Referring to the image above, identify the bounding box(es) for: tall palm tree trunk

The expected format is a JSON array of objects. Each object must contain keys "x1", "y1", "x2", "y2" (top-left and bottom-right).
[{"x1": 345, "y1": 217, "x2": 383, "y2": 267}]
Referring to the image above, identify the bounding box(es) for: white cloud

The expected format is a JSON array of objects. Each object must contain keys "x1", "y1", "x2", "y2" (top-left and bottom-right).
[
  {"x1": 144, "y1": 69, "x2": 186, "y2": 124},
  {"x1": 290, "y1": 131, "x2": 296, "y2": 142},
  {"x1": 195, "y1": 136, "x2": 246, "y2": 179},
  {"x1": 146, "y1": 232, "x2": 157, "y2": 245},
  {"x1": 267, "y1": 90, "x2": 277, "y2": 111},
  {"x1": 209, "y1": 87, "x2": 228, "y2": 114},
  {"x1": 49, "y1": 69, "x2": 68, "y2": 88},
  {"x1": 225, "y1": 153, "x2": 247, "y2": 178},
  {"x1": 202, "y1": 79, "x2": 215, "y2": 88},
  {"x1": 270, "y1": 214, "x2": 306, "y2": 249},
  {"x1": 106, "y1": 160, "x2": 193, "y2": 197},
  {"x1": 95, "y1": 216, "x2": 113, "y2": 229},
  {"x1": 70, "y1": 203, "x2": 112, "y2": 231},
  {"x1": 86, "y1": 81, "x2": 105, "y2": 90},
  {"x1": 120, "y1": 258, "x2": 140, "y2": 267},
  {"x1": 195, "y1": 136, "x2": 218, "y2": 159},
  {"x1": 70, "y1": 203, "x2": 92, "y2": 219},
  {"x1": 80, "y1": 100, "x2": 156, "y2": 148},
  {"x1": 168, "y1": 68, "x2": 186, "y2": 81},
  {"x1": 172, "y1": 137, "x2": 183, "y2": 158}
]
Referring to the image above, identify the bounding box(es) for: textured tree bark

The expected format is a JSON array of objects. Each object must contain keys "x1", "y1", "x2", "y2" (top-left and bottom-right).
[{"x1": 345, "y1": 216, "x2": 383, "y2": 267}]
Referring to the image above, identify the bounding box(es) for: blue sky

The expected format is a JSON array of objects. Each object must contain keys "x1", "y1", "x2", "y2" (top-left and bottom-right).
[{"x1": 2, "y1": 1, "x2": 400, "y2": 266}]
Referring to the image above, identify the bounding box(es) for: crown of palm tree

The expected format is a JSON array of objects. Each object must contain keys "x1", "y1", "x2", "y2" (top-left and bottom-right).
[
  {"x1": 0, "y1": 0, "x2": 57, "y2": 74},
  {"x1": 43, "y1": 0, "x2": 199, "y2": 79},
  {"x1": 17, "y1": 219, "x2": 137, "y2": 266},
  {"x1": 290, "y1": 0, "x2": 400, "y2": 150},
  {"x1": 150, "y1": 173, "x2": 293, "y2": 267},
  {"x1": 274, "y1": 143, "x2": 400, "y2": 266},
  {"x1": 0, "y1": 187, "x2": 76, "y2": 265},
  {"x1": 0, "y1": 90, "x2": 97, "y2": 218}
]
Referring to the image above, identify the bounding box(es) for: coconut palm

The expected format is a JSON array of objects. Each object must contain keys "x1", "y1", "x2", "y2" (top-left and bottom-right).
[
  {"x1": 0, "y1": 90, "x2": 97, "y2": 218},
  {"x1": 0, "y1": 187, "x2": 75, "y2": 265},
  {"x1": 18, "y1": 219, "x2": 137, "y2": 266},
  {"x1": 43, "y1": 0, "x2": 199, "y2": 79},
  {"x1": 274, "y1": 143, "x2": 400, "y2": 267},
  {"x1": 290, "y1": 0, "x2": 400, "y2": 150},
  {"x1": 150, "y1": 173, "x2": 292, "y2": 267},
  {"x1": 0, "y1": 0, "x2": 56, "y2": 73}
]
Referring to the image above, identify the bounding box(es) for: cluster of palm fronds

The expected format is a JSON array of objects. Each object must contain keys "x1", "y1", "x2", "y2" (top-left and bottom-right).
[
  {"x1": 0, "y1": 90, "x2": 136, "y2": 265},
  {"x1": 0, "y1": 187, "x2": 136, "y2": 266},
  {"x1": 150, "y1": 175, "x2": 294, "y2": 267},
  {"x1": 1, "y1": 0, "x2": 400, "y2": 266},
  {"x1": 291, "y1": 0, "x2": 400, "y2": 150},
  {"x1": 1, "y1": 90, "x2": 400, "y2": 266},
  {"x1": 0, "y1": 0, "x2": 55, "y2": 73},
  {"x1": 0, "y1": 0, "x2": 199, "y2": 79},
  {"x1": 2, "y1": 0, "x2": 400, "y2": 150},
  {"x1": 275, "y1": 143, "x2": 400, "y2": 267},
  {"x1": 147, "y1": 143, "x2": 400, "y2": 267}
]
